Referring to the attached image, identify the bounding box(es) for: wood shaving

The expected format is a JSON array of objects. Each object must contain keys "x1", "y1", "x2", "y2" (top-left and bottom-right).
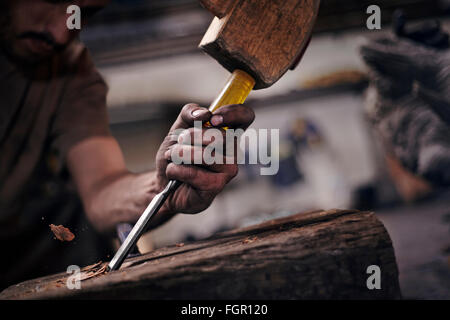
[
  {"x1": 80, "y1": 261, "x2": 108, "y2": 281},
  {"x1": 49, "y1": 224, "x2": 75, "y2": 242},
  {"x1": 81, "y1": 261, "x2": 102, "y2": 272},
  {"x1": 242, "y1": 236, "x2": 258, "y2": 244},
  {"x1": 51, "y1": 262, "x2": 108, "y2": 289},
  {"x1": 175, "y1": 243, "x2": 185, "y2": 247}
]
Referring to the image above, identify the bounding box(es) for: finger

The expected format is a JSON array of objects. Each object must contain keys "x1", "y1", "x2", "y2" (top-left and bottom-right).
[
  {"x1": 166, "y1": 164, "x2": 228, "y2": 193},
  {"x1": 165, "y1": 144, "x2": 204, "y2": 165},
  {"x1": 175, "y1": 128, "x2": 241, "y2": 165},
  {"x1": 170, "y1": 103, "x2": 212, "y2": 131},
  {"x1": 177, "y1": 127, "x2": 227, "y2": 147},
  {"x1": 210, "y1": 104, "x2": 255, "y2": 130},
  {"x1": 165, "y1": 144, "x2": 237, "y2": 171}
]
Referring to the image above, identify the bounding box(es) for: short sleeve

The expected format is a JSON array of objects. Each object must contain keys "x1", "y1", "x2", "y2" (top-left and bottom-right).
[{"x1": 51, "y1": 46, "x2": 111, "y2": 160}]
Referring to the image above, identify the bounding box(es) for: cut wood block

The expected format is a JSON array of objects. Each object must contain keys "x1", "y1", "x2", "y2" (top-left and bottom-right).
[
  {"x1": 199, "y1": 0, "x2": 235, "y2": 18},
  {"x1": 199, "y1": 0, "x2": 320, "y2": 89},
  {"x1": 0, "y1": 209, "x2": 401, "y2": 299}
]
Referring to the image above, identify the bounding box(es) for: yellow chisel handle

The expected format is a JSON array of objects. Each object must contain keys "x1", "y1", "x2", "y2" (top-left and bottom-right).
[{"x1": 207, "y1": 69, "x2": 255, "y2": 124}]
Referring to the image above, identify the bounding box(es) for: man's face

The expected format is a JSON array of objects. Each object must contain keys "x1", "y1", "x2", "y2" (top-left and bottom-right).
[{"x1": 1, "y1": 0, "x2": 110, "y2": 64}]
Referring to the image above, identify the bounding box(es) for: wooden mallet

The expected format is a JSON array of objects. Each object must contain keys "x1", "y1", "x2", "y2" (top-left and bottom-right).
[{"x1": 200, "y1": 0, "x2": 321, "y2": 112}]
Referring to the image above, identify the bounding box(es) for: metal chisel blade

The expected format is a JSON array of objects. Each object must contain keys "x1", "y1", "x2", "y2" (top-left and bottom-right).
[{"x1": 107, "y1": 180, "x2": 180, "y2": 272}]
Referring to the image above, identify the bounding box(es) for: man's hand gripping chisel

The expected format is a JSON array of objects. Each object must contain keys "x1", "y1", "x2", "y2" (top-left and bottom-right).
[
  {"x1": 107, "y1": 0, "x2": 320, "y2": 272},
  {"x1": 107, "y1": 70, "x2": 255, "y2": 271}
]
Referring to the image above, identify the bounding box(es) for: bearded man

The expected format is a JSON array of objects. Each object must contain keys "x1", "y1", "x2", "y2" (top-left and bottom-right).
[{"x1": 0, "y1": 0, "x2": 254, "y2": 289}]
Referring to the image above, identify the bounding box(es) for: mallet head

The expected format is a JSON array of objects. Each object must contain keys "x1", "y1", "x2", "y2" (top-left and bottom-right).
[{"x1": 199, "y1": 0, "x2": 321, "y2": 89}]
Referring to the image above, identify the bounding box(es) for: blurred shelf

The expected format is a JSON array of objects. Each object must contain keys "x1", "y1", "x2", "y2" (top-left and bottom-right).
[
  {"x1": 108, "y1": 79, "x2": 368, "y2": 125},
  {"x1": 83, "y1": 0, "x2": 449, "y2": 67}
]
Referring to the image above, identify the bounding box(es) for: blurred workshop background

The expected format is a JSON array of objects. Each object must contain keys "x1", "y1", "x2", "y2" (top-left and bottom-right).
[{"x1": 80, "y1": 0, "x2": 450, "y2": 298}]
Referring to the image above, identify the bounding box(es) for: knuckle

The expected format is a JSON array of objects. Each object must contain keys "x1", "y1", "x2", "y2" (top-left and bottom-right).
[
  {"x1": 171, "y1": 144, "x2": 182, "y2": 157},
  {"x1": 246, "y1": 107, "x2": 255, "y2": 122},
  {"x1": 165, "y1": 163, "x2": 176, "y2": 178},
  {"x1": 182, "y1": 103, "x2": 197, "y2": 113},
  {"x1": 165, "y1": 132, "x2": 176, "y2": 144},
  {"x1": 178, "y1": 129, "x2": 191, "y2": 144},
  {"x1": 215, "y1": 176, "x2": 227, "y2": 192},
  {"x1": 179, "y1": 128, "x2": 202, "y2": 145},
  {"x1": 229, "y1": 165, "x2": 239, "y2": 178},
  {"x1": 168, "y1": 128, "x2": 185, "y2": 142},
  {"x1": 239, "y1": 105, "x2": 254, "y2": 122}
]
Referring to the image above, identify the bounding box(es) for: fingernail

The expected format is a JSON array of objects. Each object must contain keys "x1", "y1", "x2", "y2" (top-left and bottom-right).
[
  {"x1": 192, "y1": 109, "x2": 207, "y2": 118},
  {"x1": 210, "y1": 115, "x2": 223, "y2": 126}
]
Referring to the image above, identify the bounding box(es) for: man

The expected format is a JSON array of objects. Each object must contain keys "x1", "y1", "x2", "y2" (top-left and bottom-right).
[{"x1": 0, "y1": 0, "x2": 255, "y2": 289}]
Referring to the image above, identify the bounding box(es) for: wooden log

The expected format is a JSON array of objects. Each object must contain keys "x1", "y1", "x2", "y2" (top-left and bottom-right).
[{"x1": 0, "y1": 209, "x2": 401, "y2": 299}]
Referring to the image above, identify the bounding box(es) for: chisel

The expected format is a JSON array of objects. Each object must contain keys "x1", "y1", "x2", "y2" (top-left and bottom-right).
[{"x1": 107, "y1": 70, "x2": 255, "y2": 271}]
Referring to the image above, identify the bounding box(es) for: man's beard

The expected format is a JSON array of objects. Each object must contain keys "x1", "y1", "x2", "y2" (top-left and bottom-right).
[{"x1": 0, "y1": 4, "x2": 57, "y2": 67}]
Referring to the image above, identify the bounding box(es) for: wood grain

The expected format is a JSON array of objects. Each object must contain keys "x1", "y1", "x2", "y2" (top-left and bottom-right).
[
  {"x1": 0, "y1": 209, "x2": 401, "y2": 300},
  {"x1": 200, "y1": 0, "x2": 321, "y2": 89},
  {"x1": 199, "y1": 0, "x2": 235, "y2": 18}
]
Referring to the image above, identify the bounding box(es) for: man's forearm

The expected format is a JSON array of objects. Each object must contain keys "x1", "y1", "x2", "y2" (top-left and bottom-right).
[
  {"x1": 85, "y1": 170, "x2": 175, "y2": 234},
  {"x1": 68, "y1": 102, "x2": 255, "y2": 235}
]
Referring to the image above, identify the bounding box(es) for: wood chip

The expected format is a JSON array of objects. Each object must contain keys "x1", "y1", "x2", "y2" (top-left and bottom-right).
[
  {"x1": 81, "y1": 261, "x2": 103, "y2": 272},
  {"x1": 80, "y1": 261, "x2": 108, "y2": 282},
  {"x1": 242, "y1": 236, "x2": 258, "y2": 244},
  {"x1": 51, "y1": 262, "x2": 107, "y2": 288},
  {"x1": 49, "y1": 224, "x2": 75, "y2": 242},
  {"x1": 80, "y1": 265, "x2": 108, "y2": 282},
  {"x1": 175, "y1": 243, "x2": 185, "y2": 247}
]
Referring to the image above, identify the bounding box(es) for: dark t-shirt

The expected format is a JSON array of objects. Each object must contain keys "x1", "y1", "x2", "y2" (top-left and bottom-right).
[{"x1": 0, "y1": 40, "x2": 114, "y2": 290}]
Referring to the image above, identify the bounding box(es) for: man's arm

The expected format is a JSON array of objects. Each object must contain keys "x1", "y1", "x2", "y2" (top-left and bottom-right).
[
  {"x1": 66, "y1": 136, "x2": 164, "y2": 234},
  {"x1": 66, "y1": 103, "x2": 255, "y2": 234}
]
